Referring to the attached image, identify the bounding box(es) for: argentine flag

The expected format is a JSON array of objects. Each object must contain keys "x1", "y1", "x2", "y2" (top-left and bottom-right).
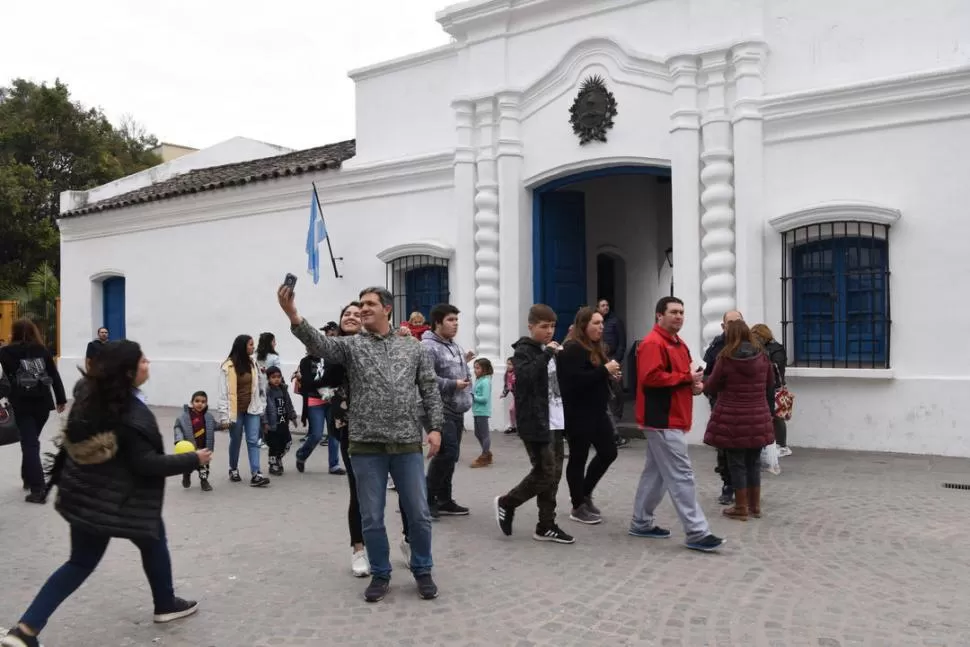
[{"x1": 306, "y1": 192, "x2": 327, "y2": 284}]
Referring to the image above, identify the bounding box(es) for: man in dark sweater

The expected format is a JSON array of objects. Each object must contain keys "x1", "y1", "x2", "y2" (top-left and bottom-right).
[
  {"x1": 84, "y1": 327, "x2": 109, "y2": 372},
  {"x1": 702, "y1": 309, "x2": 743, "y2": 505},
  {"x1": 597, "y1": 299, "x2": 629, "y2": 448}
]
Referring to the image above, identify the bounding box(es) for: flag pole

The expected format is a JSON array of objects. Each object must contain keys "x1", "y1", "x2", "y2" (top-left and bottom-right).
[{"x1": 312, "y1": 181, "x2": 342, "y2": 279}]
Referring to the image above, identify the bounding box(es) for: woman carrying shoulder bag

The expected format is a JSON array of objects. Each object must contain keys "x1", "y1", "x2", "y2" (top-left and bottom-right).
[
  {"x1": 0, "y1": 318, "x2": 67, "y2": 504},
  {"x1": 0, "y1": 340, "x2": 211, "y2": 647},
  {"x1": 751, "y1": 324, "x2": 791, "y2": 457},
  {"x1": 702, "y1": 321, "x2": 775, "y2": 522}
]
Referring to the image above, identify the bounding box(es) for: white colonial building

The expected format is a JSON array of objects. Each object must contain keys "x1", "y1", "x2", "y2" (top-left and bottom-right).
[{"x1": 58, "y1": 0, "x2": 970, "y2": 456}]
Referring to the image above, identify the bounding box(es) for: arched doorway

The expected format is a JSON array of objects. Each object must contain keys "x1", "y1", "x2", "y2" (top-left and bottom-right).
[{"x1": 532, "y1": 165, "x2": 671, "y2": 343}]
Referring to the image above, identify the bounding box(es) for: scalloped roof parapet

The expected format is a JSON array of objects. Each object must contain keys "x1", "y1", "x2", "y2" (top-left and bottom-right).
[{"x1": 769, "y1": 201, "x2": 902, "y2": 233}]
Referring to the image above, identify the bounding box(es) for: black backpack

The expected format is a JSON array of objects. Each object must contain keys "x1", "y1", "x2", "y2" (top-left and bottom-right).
[{"x1": 15, "y1": 358, "x2": 53, "y2": 397}]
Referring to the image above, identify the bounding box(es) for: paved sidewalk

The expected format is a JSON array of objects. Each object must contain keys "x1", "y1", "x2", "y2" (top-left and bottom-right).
[{"x1": 2, "y1": 407, "x2": 970, "y2": 646}]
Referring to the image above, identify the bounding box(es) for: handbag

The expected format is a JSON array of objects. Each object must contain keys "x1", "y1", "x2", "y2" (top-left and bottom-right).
[
  {"x1": 0, "y1": 364, "x2": 18, "y2": 446},
  {"x1": 772, "y1": 363, "x2": 794, "y2": 421},
  {"x1": 0, "y1": 396, "x2": 18, "y2": 446}
]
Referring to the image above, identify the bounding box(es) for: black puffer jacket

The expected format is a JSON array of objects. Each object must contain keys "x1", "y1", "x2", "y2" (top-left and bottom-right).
[
  {"x1": 54, "y1": 394, "x2": 199, "y2": 540},
  {"x1": 511, "y1": 337, "x2": 557, "y2": 443}
]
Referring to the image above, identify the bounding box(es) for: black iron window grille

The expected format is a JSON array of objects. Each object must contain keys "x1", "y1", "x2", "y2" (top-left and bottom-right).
[
  {"x1": 385, "y1": 255, "x2": 450, "y2": 323},
  {"x1": 780, "y1": 221, "x2": 891, "y2": 369}
]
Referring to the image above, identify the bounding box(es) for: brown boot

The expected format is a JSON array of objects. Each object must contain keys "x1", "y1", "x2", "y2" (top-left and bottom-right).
[
  {"x1": 749, "y1": 485, "x2": 761, "y2": 518},
  {"x1": 470, "y1": 453, "x2": 488, "y2": 468},
  {"x1": 722, "y1": 487, "x2": 749, "y2": 521},
  {"x1": 484, "y1": 450, "x2": 493, "y2": 465}
]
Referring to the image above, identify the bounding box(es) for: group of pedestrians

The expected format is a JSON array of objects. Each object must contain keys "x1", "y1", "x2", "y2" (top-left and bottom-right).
[{"x1": 0, "y1": 282, "x2": 790, "y2": 645}]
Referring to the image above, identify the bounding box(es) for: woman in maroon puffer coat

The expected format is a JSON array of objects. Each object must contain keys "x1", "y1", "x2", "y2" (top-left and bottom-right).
[{"x1": 703, "y1": 320, "x2": 775, "y2": 521}]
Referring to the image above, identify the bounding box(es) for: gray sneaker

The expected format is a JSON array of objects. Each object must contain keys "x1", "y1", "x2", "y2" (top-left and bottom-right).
[{"x1": 569, "y1": 503, "x2": 602, "y2": 525}]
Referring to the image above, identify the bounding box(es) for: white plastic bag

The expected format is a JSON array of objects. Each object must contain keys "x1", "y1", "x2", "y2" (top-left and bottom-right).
[{"x1": 761, "y1": 442, "x2": 781, "y2": 475}]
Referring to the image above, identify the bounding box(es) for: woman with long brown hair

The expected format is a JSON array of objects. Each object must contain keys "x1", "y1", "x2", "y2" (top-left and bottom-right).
[
  {"x1": 702, "y1": 320, "x2": 775, "y2": 521},
  {"x1": 558, "y1": 307, "x2": 621, "y2": 525},
  {"x1": 0, "y1": 318, "x2": 66, "y2": 504}
]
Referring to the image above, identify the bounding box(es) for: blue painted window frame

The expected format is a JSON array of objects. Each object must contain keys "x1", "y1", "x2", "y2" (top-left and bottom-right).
[
  {"x1": 385, "y1": 255, "x2": 450, "y2": 324},
  {"x1": 790, "y1": 235, "x2": 889, "y2": 366}
]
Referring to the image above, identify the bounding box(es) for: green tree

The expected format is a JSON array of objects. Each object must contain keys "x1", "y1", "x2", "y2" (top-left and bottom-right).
[{"x1": 0, "y1": 79, "x2": 161, "y2": 290}]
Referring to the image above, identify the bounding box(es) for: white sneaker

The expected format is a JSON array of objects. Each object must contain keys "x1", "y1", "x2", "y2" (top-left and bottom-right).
[
  {"x1": 351, "y1": 549, "x2": 370, "y2": 577},
  {"x1": 778, "y1": 446, "x2": 793, "y2": 457},
  {"x1": 399, "y1": 538, "x2": 411, "y2": 570}
]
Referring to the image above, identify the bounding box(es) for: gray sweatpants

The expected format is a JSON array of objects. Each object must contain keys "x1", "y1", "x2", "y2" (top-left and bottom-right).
[{"x1": 630, "y1": 429, "x2": 710, "y2": 542}]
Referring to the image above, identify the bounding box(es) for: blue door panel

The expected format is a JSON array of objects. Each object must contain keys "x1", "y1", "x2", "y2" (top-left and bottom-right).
[
  {"x1": 404, "y1": 266, "x2": 447, "y2": 322},
  {"x1": 792, "y1": 238, "x2": 887, "y2": 363},
  {"x1": 537, "y1": 191, "x2": 586, "y2": 342},
  {"x1": 102, "y1": 277, "x2": 126, "y2": 340}
]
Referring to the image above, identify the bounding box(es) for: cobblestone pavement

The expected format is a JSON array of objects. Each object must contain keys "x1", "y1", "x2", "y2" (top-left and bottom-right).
[{"x1": 2, "y1": 407, "x2": 970, "y2": 646}]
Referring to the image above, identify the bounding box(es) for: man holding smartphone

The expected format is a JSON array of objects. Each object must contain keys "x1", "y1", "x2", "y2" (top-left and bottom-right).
[{"x1": 278, "y1": 281, "x2": 444, "y2": 603}]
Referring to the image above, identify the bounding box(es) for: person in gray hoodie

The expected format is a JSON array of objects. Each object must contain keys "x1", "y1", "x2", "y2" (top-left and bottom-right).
[
  {"x1": 421, "y1": 303, "x2": 475, "y2": 518},
  {"x1": 278, "y1": 283, "x2": 444, "y2": 604}
]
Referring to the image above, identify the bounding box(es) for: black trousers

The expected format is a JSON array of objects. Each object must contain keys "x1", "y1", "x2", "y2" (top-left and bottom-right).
[
  {"x1": 18, "y1": 408, "x2": 50, "y2": 493},
  {"x1": 426, "y1": 413, "x2": 463, "y2": 506},
  {"x1": 715, "y1": 449, "x2": 733, "y2": 489},
  {"x1": 266, "y1": 422, "x2": 292, "y2": 458},
  {"x1": 725, "y1": 448, "x2": 761, "y2": 491},
  {"x1": 565, "y1": 415, "x2": 618, "y2": 508},
  {"x1": 339, "y1": 431, "x2": 364, "y2": 547}
]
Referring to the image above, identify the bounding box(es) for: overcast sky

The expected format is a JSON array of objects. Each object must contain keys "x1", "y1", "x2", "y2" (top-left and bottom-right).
[{"x1": 1, "y1": 0, "x2": 453, "y2": 150}]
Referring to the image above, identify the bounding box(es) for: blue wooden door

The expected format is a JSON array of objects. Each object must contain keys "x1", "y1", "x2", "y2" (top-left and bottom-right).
[
  {"x1": 102, "y1": 277, "x2": 126, "y2": 340},
  {"x1": 405, "y1": 266, "x2": 448, "y2": 321},
  {"x1": 537, "y1": 191, "x2": 587, "y2": 342}
]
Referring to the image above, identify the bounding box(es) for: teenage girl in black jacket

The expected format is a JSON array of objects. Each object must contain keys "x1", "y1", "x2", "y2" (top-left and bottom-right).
[{"x1": 0, "y1": 340, "x2": 212, "y2": 647}]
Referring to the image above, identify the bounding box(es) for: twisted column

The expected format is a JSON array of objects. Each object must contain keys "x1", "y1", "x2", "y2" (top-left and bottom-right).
[
  {"x1": 699, "y1": 53, "x2": 737, "y2": 344},
  {"x1": 473, "y1": 98, "x2": 500, "y2": 358}
]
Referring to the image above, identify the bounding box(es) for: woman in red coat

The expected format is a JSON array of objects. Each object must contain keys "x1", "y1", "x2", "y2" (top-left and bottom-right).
[{"x1": 703, "y1": 320, "x2": 775, "y2": 521}]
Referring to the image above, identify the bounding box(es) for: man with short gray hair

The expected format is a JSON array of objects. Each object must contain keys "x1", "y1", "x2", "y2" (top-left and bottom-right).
[{"x1": 278, "y1": 284, "x2": 444, "y2": 603}]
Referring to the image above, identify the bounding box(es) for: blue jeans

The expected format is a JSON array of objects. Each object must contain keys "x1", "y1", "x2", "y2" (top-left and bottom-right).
[
  {"x1": 228, "y1": 413, "x2": 262, "y2": 475},
  {"x1": 351, "y1": 451, "x2": 433, "y2": 578},
  {"x1": 20, "y1": 523, "x2": 175, "y2": 632},
  {"x1": 296, "y1": 405, "x2": 340, "y2": 469}
]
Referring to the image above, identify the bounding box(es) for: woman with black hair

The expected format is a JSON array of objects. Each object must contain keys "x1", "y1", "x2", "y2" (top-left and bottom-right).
[
  {"x1": 0, "y1": 340, "x2": 210, "y2": 647},
  {"x1": 217, "y1": 335, "x2": 270, "y2": 487},
  {"x1": 255, "y1": 332, "x2": 281, "y2": 372},
  {"x1": 0, "y1": 318, "x2": 67, "y2": 504}
]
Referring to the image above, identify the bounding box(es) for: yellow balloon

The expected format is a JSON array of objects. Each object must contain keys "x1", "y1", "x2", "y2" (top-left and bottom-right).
[{"x1": 174, "y1": 440, "x2": 196, "y2": 455}]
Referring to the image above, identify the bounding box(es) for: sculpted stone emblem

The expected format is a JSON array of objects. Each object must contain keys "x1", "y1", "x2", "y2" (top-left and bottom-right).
[{"x1": 569, "y1": 75, "x2": 618, "y2": 145}]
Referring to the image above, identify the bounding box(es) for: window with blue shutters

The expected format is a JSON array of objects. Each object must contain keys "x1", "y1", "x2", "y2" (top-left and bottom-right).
[
  {"x1": 385, "y1": 255, "x2": 450, "y2": 322},
  {"x1": 781, "y1": 222, "x2": 891, "y2": 368}
]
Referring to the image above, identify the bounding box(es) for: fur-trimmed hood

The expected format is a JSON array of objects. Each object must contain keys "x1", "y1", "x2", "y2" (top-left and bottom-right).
[{"x1": 62, "y1": 430, "x2": 119, "y2": 466}]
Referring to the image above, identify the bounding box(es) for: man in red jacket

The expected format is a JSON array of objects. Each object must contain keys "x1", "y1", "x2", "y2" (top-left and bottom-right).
[{"x1": 628, "y1": 296, "x2": 724, "y2": 552}]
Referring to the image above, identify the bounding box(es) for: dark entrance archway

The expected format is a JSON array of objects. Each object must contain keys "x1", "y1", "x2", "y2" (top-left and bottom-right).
[{"x1": 532, "y1": 165, "x2": 670, "y2": 342}]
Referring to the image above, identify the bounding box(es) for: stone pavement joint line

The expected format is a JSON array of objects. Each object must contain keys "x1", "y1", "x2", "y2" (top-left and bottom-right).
[{"x1": 2, "y1": 407, "x2": 970, "y2": 646}]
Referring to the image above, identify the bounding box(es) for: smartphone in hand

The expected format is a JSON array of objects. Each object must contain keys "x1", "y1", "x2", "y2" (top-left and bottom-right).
[{"x1": 283, "y1": 273, "x2": 298, "y2": 289}]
